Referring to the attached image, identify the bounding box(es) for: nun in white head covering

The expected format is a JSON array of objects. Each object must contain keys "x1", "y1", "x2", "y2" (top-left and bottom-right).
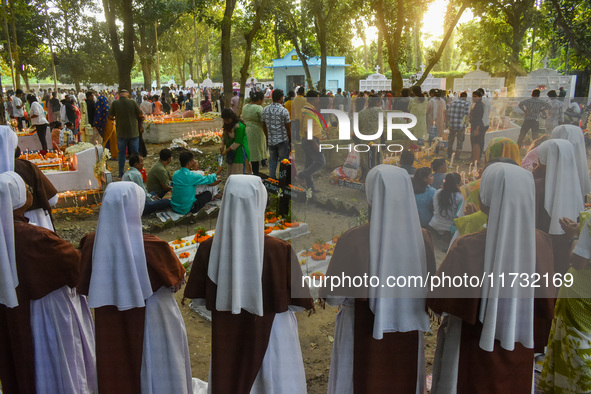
[
  {"x1": 429, "y1": 163, "x2": 554, "y2": 394},
  {"x1": 80, "y1": 181, "x2": 191, "y2": 394},
  {"x1": 324, "y1": 165, "x2": 433, "y2": 394},
  {"x1": 537, "y1": 139, "x2": 584, "y2": 235},
  {"x1": 0, "y1": 125, "x2": 18, "y2": 173},
  {"x1": 551, "y1": 124, "x2": 591, "y2": 198},
  {"x1": 0, "y1": 171, "x2": 26, "y2": 308},
  {"x1": 478, "y1": 162, "x2": 537, "y2": 352},
  {"x1": 1, "y1": 123, "x2": 59, "y2": 231},
  {"x1": 184, "y1": 175, "x2": 313, "y2": 394},
  {"x1": 0, "y1": 171, "x2": 98, "y2": 394}
]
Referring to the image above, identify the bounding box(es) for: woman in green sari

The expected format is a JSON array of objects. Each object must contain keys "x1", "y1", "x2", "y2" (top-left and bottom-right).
[
  {"x1": 241, "y1": 92, "x2": 266, "y2": 175},
  {"x1": 539, "y1": 212, "x2": 591, "y2": 393},
  {"x1": 220, "y1": 108, "x2": 251, "y2": 175}
]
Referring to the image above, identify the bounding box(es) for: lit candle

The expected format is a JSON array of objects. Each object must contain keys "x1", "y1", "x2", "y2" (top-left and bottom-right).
[
  {"x1": 88, "y1": 180, "x2": 92, "y2": 190},
  {"x1": 468, "y1": 162, "x2": 472, "y2": 175},
  {"x1": 450, "y1": 152, "x2": 455, "y2": 168}
]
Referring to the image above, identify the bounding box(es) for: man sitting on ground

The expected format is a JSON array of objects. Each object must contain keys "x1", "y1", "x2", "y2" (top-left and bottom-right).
[
  {"x1": 147, "y1": 148, "x2": 173, "y2": 198},
  {"x1": 122, "y1": 153, "x2": 171, "y2": 215},
  {"x1": 171, "y1": 151, "x2": 222, "y2": 215}
]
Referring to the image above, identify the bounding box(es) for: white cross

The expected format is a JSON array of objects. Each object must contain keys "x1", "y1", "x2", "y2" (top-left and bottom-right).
[
  {"x1": 375, "y1": 65, "x2": 381, "y2": 74},
  {"x1": 420, "y1": 64, "x2": 426, "y2": 72},
  {"x1": 543, "y1": 56, "x2": 549, "y2": 68},
  {"x1": 475, "y1": 61, "x2": 482, "y2": 70},
  {"x1": 206, "y1": 73, "x2": 210, "y2": 79}
]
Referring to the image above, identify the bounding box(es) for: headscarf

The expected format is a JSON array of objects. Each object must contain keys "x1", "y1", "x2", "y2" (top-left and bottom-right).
[
  {"x1": 88, "y1": 182, "x2": 151, "y2": 310},
  {"x1": 0, "y1": 172, "x2": 26, "y2": 307},
  {"x1": 94, "y1": 95, "x2": 110, "y2": 137},
  {"x1": 484, "y1": 137, "x2": 522, "y2": 166},
  {"x1": 365, "y1": 165, "x2": 430, "y2": 339},
  {"x1": 462, "y1": 137, "x2": 523, "y2": 205},
  {"x1": 551, "y1": 124, "x2": 591, "y2": 198},
  {"x1": 0, "y1": 125, "x2": 18, "y2": 172},
  {"x1": 207, "y1": 175, "x2": 267, "y2": 316},
  {"x1": 538, "y1": 139, "x2": 584, "y2": 235},
  {"x1": 478, "y1": 163, "x2": 536, "y2": 351}
]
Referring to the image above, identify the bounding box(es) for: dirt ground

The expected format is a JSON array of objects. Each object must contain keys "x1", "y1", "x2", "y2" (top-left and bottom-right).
[{"x1": 53, "y1": 140, "x2": 467, "y2": 392}]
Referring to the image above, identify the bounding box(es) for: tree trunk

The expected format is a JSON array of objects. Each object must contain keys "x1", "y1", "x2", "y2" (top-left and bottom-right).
[
  {"x1": 221, "y1": 0, "x2": 237, "y2": 108},
  {"x1": 415, "y1": 0, "x2": 468, "y2": 86},
  {"x1": 376, "y1": 31, "x2": 383, "y2": 73},
  {"x1": 239, "y1": 0, "x2": 267, "y2": 115},
  {"x1": 22, "y1": 70, "x2": 29, "y2": 91},
  {"x1": 274, "y1": 15, "x2": 281, "y2": 59},
  {"x1": 375, "y1": 0, "x2": 404, "y2": 95},
  {"x1": 292, "y1": 33, "x2": 313, "y2": 89},
  {"x1": 9, "y1": 0, "x2": 20, "y2": 90},
  {"x1": 74, "y1": 79, "x2": 80, "y2": 92},
  {"x1": 314, "y1": 16, "x2": 327, "y2": 91},
  {"x1": 140, "y1": 59, "x2": 152, "y2": 90},
  {"x1": 205, "y1": 28, "x2": 211, "y2": 76},
  {"x1": 413, "y1": 21, "x2": 421, "y2": 71},
  {"x1": 362, "y1": 35, "x2": 368, "y2": 71},
  {"x1": 103, "y1": 0, "x2": 135, "y2": 91}
]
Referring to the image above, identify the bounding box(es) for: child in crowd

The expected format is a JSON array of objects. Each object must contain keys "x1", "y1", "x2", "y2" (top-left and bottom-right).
[
  {"x1": 431, "y1": 158, "x2": 447, "y2": 189},
  {"x1": 171, "y1": 98, "x2": 179, "y2": 112},
  {"x1": 64, "y1": 122, "x2": 75, "y2": 146},
  {"x1": 399, "y1": 150, "x2": 416, "y2": 176},
  {"x1": 412, "y1": 167, "x2": 436, "y2": 228},
  {"x1": 51, "y1": 121, "x2": 65, "y2": 149},
  {"x1": 429, "y1": 172, "x2": 464, "y2": 236}
]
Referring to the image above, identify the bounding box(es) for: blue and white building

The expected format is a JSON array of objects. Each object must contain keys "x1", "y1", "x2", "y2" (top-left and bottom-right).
[{"x1": 266, "y1": 49, "x2": 349, "y2": 93}]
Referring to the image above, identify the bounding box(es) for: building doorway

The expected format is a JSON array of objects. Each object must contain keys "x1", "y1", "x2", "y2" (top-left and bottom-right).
[{"x1": 286, "y1": 75, "x2": 305, "y2": 91}]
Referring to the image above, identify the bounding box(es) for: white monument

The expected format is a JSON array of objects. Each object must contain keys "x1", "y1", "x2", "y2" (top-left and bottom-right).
[
  {"x1": 359, "y1": 66, "x2": 392, "y2": 92},
  {"x1": 185, "y1": 74, "x2": 196, "y2": 89},
  {"x1": 166, "y1": 75, "x2": 176, "y2": 87},
  {"x1": 514, "y1": 57, "x2": 577, "y2": 99},
  {"x1": 403, "y1": 65, "x2": 446, "y2": 90},
  {"x1": 201, "y1": 73, "x2": 214, "y2": 89},
  {"x1": 453, "y1": 62, "x2": 505, "y2": 93}
]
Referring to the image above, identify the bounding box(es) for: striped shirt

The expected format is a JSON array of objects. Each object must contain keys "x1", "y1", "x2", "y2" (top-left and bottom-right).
[
  {"x1": 518, "y1": 98, "x2": 549, "y2": 121},
  {"x1": 447, "y1": 99, "x2": 471, "y2": 131},
  {"x1": 262, "y1": 102, "x2": 290, "y2": 146}
]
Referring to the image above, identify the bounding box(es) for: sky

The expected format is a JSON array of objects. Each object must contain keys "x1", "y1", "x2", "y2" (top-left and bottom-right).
[{"x1": 352, "y1": 0, "x2": 475, "y2": 49}]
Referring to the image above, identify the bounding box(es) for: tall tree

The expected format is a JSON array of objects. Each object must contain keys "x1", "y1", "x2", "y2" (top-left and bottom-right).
[
  {"x1": 103, "y1": 0, "x2": 135, "y2": 90},
  {"x1": 237, "y1": 0, "x2": 268, "y2": 114},
  {"x1": 416, "y1": 0, "x2": 469, "y2": 85},
  {"x1": 220, "y1": 0, "x2": 236, "y2": 107}
]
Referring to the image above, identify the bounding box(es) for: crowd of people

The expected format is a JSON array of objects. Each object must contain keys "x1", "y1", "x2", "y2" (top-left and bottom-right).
[{"x1": 1, "y1": 80, "x2": 591, "y2": 393}]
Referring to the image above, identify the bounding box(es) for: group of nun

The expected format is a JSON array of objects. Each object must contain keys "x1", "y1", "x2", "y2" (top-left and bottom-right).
[{"x1": 0, "y1": 122, "x2": 590, "y2": 393}]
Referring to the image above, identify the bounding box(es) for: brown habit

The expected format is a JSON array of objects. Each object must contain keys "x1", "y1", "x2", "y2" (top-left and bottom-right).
[
  {"x1": 427, "y1": 229, "x2": 555, "y2": 393},
  {"x1": 14, "y1": 158, "x2": 58, "y2": 220},
  {"x1": 322, "y1": 224, "x2": 436, "y2": 393},
  {"x1": 78, "y1": 232, "x2": 185, "y2": 394},
  {"x1": 183, "y1": 235, "x2": 314, "y2": 394},
  {"x1": 0, "y1": 218, "x2": 79, "y2": 394}
]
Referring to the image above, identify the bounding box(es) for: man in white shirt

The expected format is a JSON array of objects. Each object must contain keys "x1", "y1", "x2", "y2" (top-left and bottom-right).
[{"x1": 12, "y1": 89, "x2": 25, "y2": 130}]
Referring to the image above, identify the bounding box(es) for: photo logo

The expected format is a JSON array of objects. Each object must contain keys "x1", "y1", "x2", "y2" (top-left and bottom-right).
[{"x1": 305, "y1": 109, "x2": 418, "y2": 153}]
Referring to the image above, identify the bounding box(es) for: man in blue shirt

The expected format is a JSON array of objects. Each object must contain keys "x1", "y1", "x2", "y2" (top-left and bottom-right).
[
  {"x1": 121, "y1": 153, "x2": 171, "y2": 215},
  {"x1": 171, "y1": 151, "x2": 223, "y2": 215}
]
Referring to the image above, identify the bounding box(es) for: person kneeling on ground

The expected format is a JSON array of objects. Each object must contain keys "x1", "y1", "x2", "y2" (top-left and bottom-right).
[
  {"x1": 122, "y1": 153, "x2": 171, "y2": 215},
  {"x1": 147, "y1": 148, "x2": 173, "y2": 199},
  {"x1": 171, "y1": 151, "x2": 222, "y2": 215}
]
